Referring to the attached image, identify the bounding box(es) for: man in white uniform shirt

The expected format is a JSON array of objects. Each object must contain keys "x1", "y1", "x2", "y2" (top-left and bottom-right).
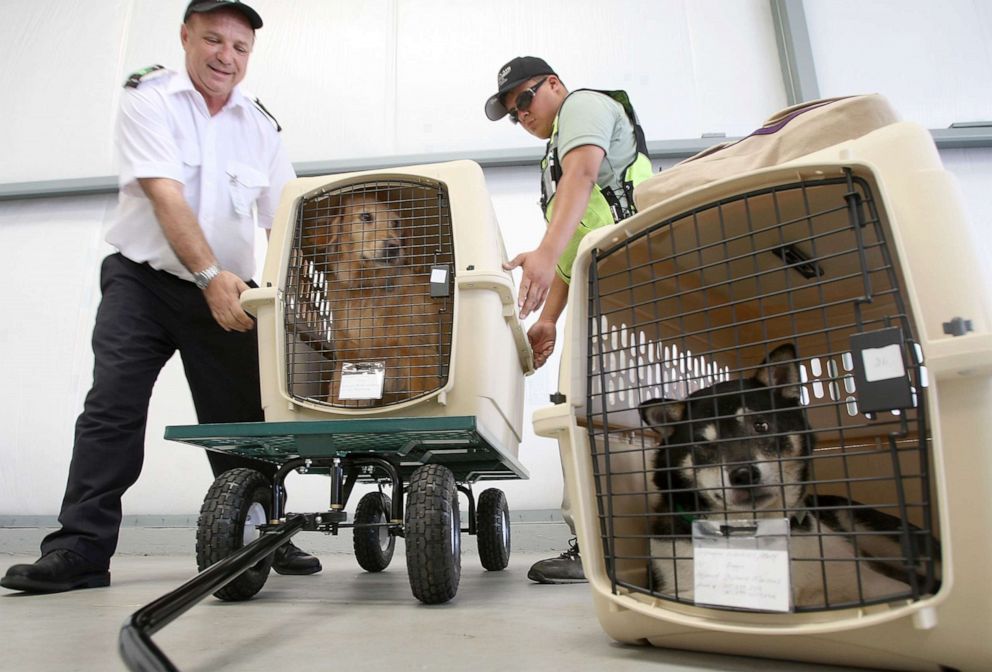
[{"x1": 2, "y1": 0, "x2": 320, "y2": 594}]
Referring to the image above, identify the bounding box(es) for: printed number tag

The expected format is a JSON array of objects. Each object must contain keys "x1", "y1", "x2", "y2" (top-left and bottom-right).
[
  {"x1": 338, "y1": 362, "x2": 385, "y2": 400},
  {"x1": 692, "y1": 519, "x2": 792, "y2": 612},
  {"x1": 861, "y1": 344, "x2": 906, "y2": 382}
]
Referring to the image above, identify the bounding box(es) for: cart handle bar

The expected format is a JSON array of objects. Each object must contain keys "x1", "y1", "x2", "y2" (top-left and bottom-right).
[{"x1": 118, "y1": 514, "x2": 307, "y2": 672}]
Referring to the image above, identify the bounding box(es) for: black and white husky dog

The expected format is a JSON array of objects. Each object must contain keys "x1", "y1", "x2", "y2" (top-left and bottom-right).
[{"x1": 638, "y1": 344, "x2": 938, "y2": 608}]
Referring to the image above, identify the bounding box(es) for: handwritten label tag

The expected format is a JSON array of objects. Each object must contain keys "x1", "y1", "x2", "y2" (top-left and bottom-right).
[
  {"x1": 692, "y1": 519, "x2": 791, "y2": 612},
  {"x1": 338, "y1": 362, "x2": 385, "y2": 400},
  {"x1": 861, "y1": 344, "x2": 905, "y2": 382}
]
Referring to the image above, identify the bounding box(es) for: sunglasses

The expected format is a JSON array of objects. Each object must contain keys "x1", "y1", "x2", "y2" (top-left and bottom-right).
[{"x1": 507, "y1": 77, "x2": 548, "y2": 124}]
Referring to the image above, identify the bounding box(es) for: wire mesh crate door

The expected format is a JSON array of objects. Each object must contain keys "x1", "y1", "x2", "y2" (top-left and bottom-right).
[
  {"x1": 286, "y1": 179, "x2": 455, "y2": 408},
  {"x1": 584, "y1": 170, "x2": 940, "y2": 613}
]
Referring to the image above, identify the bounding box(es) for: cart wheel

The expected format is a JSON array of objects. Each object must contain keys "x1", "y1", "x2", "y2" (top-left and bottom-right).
[
  {"x1": 353, "y1": 492, "x2": 395, "y2": 572},
  {"x1": 196, "y1": 467, "x2": 273, "y2": 602},
  {"x1": 404, "y1": 464, "x2": 461, "y2": 604},
  {"x1": 476, "y1": 488, "x2": 511, "y2": 571}
]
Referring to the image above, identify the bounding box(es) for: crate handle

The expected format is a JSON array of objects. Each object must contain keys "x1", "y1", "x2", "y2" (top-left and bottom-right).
[
  {"x1": 240, "y1": 286, "x2": 277, "y2": 317},
  {"x1": 456, "y1": 271, "x2": 535, "y2": 374}
]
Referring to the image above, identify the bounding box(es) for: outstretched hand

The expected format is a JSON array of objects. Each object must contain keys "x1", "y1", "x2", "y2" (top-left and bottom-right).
[
  {"x1": 203, "y1": 271, "x2": 254, "y2": 332},
  {"x1": 503, "y1": 246, "x2": 557, "y2": 319}
]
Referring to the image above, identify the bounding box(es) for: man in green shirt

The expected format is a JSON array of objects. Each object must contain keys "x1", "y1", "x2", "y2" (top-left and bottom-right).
[{"x1": 485, "y1": 56, "x2": 652, "y2": 583}]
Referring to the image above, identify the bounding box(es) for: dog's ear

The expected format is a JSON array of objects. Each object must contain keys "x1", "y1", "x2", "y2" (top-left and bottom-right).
[
  {"x1": 755, "y1": 343, "x2": 801, "y2": 400},
  {"x1": 638, "y1": 398, "x2": 684, "y2": 441},
  {"x1": 304, "y1": 214, "x2": 341, "y2": 252},
  {"x1": 324, "y1": 214, "x2": 341, "y2": 249}
]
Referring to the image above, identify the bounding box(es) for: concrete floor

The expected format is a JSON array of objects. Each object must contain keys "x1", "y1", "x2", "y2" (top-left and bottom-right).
[{"x1": 0, "y1": 526, "x2": 882, "y2": 672}]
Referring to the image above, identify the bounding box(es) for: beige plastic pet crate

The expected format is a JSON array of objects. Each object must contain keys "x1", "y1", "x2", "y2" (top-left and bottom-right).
[
  {"x1": 242, "y1": 160, "x2": 534, "y2": 461},
  {"x1": 534, "y1": 121, "x2": 992, "y2": 671}
]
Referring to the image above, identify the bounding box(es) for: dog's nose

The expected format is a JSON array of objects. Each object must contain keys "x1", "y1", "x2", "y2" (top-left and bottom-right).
[
  {"x1": 729, "y1": 465, "x2": 761, "y2": 487},
  {"x1": 384, "y1": 240, "x2": 401, "y2": 259}
]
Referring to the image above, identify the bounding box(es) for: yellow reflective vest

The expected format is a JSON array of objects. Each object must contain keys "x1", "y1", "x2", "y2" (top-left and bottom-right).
[{"x1": 540, "y1": 89, "x2": 653, "y2": 283}]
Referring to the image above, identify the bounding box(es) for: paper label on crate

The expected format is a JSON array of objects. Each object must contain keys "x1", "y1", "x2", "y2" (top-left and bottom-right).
[
  {"x1": 860, "y1": 344, "x2": 905, "y2": 382},
  {"x1": 337, "y1": 362, "x2": 385, "y2": 400},
  {"x1": 692, "y1": 519, "x2": 791, "y2": 612},
  {"x1": 430, "y1": 267, "x2": 448, "y2": 284}
]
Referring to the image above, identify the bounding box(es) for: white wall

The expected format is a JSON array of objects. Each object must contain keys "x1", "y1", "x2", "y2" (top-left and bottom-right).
[
  {"x1": 802, "y1": 0, "x2": 992, "y2": 284},
  {"x1": 804, "y1": 0, "x2": 992, "y2": 128},
  {"x1": 0, "y1": 0, "x2": 990, "y2": 518},
  {"x1": 0, "y1": 0, "x2": 786, "y2": 184}
]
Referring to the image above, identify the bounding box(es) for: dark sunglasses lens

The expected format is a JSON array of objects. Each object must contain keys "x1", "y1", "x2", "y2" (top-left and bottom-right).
[{"x1": 516, "y1": 89, "x2": 535, "y2": 112}]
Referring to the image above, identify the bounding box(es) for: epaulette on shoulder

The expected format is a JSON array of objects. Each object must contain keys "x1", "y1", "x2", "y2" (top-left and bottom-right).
[
  {"x1": 124, "y1": 65, "x2": 167, "y2": 89},
  {"x1": 250, "y1": 97, "x2": 282, "y2": 133}
]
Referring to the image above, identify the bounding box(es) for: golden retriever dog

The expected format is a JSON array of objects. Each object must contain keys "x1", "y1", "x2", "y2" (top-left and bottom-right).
[{"x1": 302, "y1": 192, "x2": 445, "y2": 404}]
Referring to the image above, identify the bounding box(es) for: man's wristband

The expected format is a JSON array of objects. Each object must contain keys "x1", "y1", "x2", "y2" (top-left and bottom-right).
[{"x1": 193, "y1": 263, "x2": 221, "y2": 290}]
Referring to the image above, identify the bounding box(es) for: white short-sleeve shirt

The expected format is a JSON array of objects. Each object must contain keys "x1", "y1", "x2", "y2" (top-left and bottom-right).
[{"x1": 105, "y1": 68, "x2": 296, "y2": 282}]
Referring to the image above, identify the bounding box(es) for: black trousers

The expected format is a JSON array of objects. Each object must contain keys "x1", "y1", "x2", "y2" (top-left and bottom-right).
[{"x1": 41, "y1": 253, "x2": 276, "y2": 567}]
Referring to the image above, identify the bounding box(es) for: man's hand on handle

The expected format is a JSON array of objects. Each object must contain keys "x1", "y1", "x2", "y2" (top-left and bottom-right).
[
  {"x1": 203, "y1": 271, "x2": 254, "y2": 332},
  {"x1": 138, "y1": 177, "x2": 255, "y2": 332},
  {"x1": 527, "y1": 319, "x2": 557, "y2": 369}
]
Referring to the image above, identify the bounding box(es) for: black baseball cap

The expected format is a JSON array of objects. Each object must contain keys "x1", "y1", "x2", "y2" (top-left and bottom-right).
[
  {"x1": 484, "y1": 56, "x2": 557, "y2": 121},
  {"x1": 184, "y1": 0, "x2": 263, "y2": 30}
]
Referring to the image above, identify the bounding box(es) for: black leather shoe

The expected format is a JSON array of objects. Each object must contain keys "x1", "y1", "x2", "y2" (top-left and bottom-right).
[
  {"x1": 271, "y1": 542, "x2": 321, "y2": 575},
  {"x1": 1, "y1": 549, "x2": 110, "y2": 593}
]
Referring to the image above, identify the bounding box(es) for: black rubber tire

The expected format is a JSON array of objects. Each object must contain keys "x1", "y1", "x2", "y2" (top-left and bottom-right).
[
  {"x1": 353, "y1": 492, "x2": 395, "y2": 572},
  {"x1": 195, "y1": 468, "x2": 274, "y2": 602},
  {"x1": 476, "y1": 488, "x2": 511, "y2": 571},
  {"x1": 404, "y1": 464, "x2": 461, "y2": 604}
]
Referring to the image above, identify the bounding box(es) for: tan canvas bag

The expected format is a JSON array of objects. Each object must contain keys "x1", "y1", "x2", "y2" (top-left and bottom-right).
[{"x1": 634, "y1": 94, "x2": 900, "y2": 211}]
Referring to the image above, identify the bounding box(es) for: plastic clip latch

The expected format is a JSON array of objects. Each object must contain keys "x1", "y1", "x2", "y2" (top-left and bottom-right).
[{"x1": 942, "y1": 317, "x2": 973, "y2": 337}]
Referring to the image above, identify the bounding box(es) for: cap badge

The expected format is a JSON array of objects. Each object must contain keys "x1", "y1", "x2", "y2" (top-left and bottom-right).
[{"x1": 498, "y1": 65, "x2": 511, "y2": 87}]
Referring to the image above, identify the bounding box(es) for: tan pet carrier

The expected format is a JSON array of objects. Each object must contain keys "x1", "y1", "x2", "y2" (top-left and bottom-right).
[
  {"x1": 533, "y1": 113, "x2": 992, "y2": 671},
  {"x1": 243, "y1": 159, "x2": 533, "y2": 455},
  {"x1": 118, "y1": 162, "x2": 538, "y2": 667}
]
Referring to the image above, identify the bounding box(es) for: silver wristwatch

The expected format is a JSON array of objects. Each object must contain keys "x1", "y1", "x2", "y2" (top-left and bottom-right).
[{"x1": 193, "y1": 263, "x2": 221, "y2": 290}]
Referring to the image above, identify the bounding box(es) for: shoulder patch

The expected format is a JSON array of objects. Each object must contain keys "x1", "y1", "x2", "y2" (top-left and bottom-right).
[
  {"x1": 251, "y1": 97, "x2": 282, "y2": 133},
  {"x1": 124, "y1": 65, "x2": 167, "y2": 89}
]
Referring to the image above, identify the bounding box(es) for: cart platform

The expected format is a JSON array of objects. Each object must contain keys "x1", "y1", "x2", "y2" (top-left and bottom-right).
[{"x1": 164, "y1": 415, "x2": 529, "y2": 482}]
